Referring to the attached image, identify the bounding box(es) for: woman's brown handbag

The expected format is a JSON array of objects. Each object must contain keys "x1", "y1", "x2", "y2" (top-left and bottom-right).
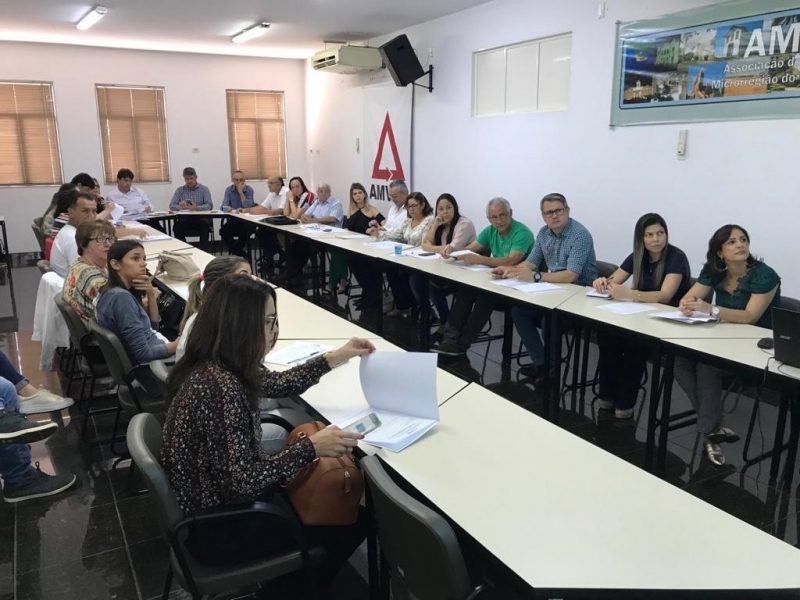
[{"x1": 284, "y1": 421, "x2": 364, "y2": 526}]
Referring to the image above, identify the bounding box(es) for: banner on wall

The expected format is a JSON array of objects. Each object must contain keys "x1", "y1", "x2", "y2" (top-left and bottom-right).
[{"x1": 363, "y1": 85, "x2": 412, "y2": 201}]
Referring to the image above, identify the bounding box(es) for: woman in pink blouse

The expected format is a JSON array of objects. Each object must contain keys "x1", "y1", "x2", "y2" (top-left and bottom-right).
[{"x1": 412, "y1": 194, "x2": 477, "y2": 339}]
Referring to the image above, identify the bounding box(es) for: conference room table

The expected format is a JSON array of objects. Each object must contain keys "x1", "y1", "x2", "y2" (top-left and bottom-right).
[{"x1": 378, "y1": 383, "x2": 800, "y2": 598}]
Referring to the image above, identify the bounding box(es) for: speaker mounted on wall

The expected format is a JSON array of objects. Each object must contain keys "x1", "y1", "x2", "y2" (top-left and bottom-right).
[{"x1": 378, "y1": 34, "x2": 434, "y2": 92}]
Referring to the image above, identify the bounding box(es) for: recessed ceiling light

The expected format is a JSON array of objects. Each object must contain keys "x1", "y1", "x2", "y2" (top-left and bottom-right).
[
  {"x1": 76, "y1": 6, "x2": 107, "y2": 31},
  {"x1": 231, "y1": 22, "x2": 271, "y2": 44}
]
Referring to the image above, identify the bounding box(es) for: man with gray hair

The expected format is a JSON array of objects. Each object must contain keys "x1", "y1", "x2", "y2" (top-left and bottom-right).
[
  {"x1": 370, "y1": 179, "x2": 408, "y2": 233},
  {"x1": 432, "y1": 197, "x2": 534, "y2": 356}
]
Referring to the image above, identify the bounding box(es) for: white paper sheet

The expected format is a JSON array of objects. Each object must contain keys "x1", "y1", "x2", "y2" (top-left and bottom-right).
[
  {"x1": 120, "y1": 213, "x2": 149, "y2": 221},
  {"x1": 336, "y1": 233, "x2": 369, "y2": 239},
  {"x1": 489, "y1": 278, "x2": 524, "y2": 288},
  {"x1": 264, "y1": 342, "x2": 333, "y2": 366},
  {"x1": 301, "y1": 224, "x2": 345, "y2": 235},
  {"x1": 141, "y1": 234, "x2": 173, "y2": 242},
  {"x1": 597, "y1": 303, "x2": 658, "y2": 315},
  {"x1": 110, "y1": 204, "x2": 125, "y2": 221},
  {"x1": 514, "y1": 282, "x2": 563, "y2": 294},
  {"x1": 118, "y1": 221, "x2": 150, "y2": 229},
  {"x1": 459, "y1": 264, "x2": 492, "y2": 272},
  {"x1": 364, "y1": 241, "x2": 412, "y2": 251},
  {"x1": 402, "y1": 248, "x2": 440, "y2": 260},
  {"x1": 586, "y1": 289, "x2": 612, "y2": 298},
  {"x1": 337, "y1": 409, "x2": 438, "y2": 453},
  {"x1": 649, "y1": 310, "x2": 717, "y2": 324},
  {"x1": 448, "y1": 250, "x2": 478, "y2": 257}
]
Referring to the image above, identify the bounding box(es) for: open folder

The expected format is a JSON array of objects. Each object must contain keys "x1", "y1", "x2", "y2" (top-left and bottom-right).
[{"x1": 335, "y1": 352, "x2": 439, "y2": 452}]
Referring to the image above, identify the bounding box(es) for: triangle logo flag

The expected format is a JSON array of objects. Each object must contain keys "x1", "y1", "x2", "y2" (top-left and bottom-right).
[{"x1": 371, "y1": 113, "x2": 406, "y2": 182}]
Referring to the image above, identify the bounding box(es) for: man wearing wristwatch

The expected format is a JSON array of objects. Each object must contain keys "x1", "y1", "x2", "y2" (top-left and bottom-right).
[{"x1": 493, "y1": 193, "x2": 597, "y2": 387}]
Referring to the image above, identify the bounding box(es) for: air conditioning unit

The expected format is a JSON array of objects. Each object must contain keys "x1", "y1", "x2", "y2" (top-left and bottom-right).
[{"x1": 312, "y1": 45, "x2": 383, "y2": 74}]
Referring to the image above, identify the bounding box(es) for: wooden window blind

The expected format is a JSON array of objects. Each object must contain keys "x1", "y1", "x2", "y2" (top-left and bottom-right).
[
  {"x1": 226, "y1": 90, "x2": 287, "y2": 180},
  {"x1": 96, "y1": 85, "x2": 170, "y2": 184},
  {"x1": 0, "y1": 81, "x2": 63, "y2": 186}
]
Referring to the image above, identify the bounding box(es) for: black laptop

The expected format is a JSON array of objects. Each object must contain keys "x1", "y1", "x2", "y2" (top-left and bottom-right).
[{"x1": 772, "y1": 307, "x2": 800, "y2": 368}]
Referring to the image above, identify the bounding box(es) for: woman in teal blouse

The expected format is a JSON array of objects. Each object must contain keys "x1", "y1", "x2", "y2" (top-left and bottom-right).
[{"x1": 674, "y1": 224, "x2": 780, "y2": 467}]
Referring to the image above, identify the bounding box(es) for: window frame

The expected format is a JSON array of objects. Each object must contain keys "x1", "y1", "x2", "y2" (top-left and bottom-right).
[
  {"x1": 225, "y1": 89, "x2": 288, "y2": 181},
  {"x1": 0, "y1": 79, "x2": 64, "y2": 187},
  {"x1": 94, "y1": 83, "x2": 172, "y2": 185}
]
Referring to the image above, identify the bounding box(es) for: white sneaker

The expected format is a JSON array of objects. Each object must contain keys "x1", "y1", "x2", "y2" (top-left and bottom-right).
[
  {"x1": 597, "y1": 399, "x2": 614, "y2": 411},
  {"x1": 615, "y1": 408, "x2": 634, "y2": 420},
  {"x1": 17, "y1": 388, "x2": 74, "y2": 415}
]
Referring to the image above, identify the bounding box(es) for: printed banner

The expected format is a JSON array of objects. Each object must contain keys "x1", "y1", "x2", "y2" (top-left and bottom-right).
[
  {"x1": 363, "y1": 85, "x2": 412, "y2": 202},
  {"x1": 620, "y1": 8, "x2": 800, "y2": 109}
]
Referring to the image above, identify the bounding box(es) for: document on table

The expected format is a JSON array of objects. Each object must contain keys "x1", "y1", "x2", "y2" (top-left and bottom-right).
[
  {"x1": 336, "y1": 233, "x2": 369, "y2": 239},
  {"x1": 301, "y1": 224, "x2": 345, "y2": 235},
  {"x1": 488, "y1": 279, "x2": 561, "y2": 293},
  {"x1": 364, "y1": 241, "x2": 413, "y2": 251},
  {"x1": 586, "y1": 289, "x2": 612, "y2": 298},
  {"x1": 448, "y1": 250, "x2": 478, "y2": 257},
  {"x1": 118, "y1": 221, "x2": 149, "y2": 229},
  {"x1": 402, "y1": 248, "x2": 440, "y2": 260},
  {"x1": 120, "y1": 212, "x2": 149, "y2": 221},
  {"x1": 649, "y1": 310, "x2": 717, "y2": 324},
  {"x1": 459, "y1": 264, "x2": 492, "y2": 272},
  {"x1": 110, "y1": 204, "x2": 125, "y2": 221},
  {"x1": 264, "y1": 342, "x2": 333, "y2": 367},
  {"x1": 141, "y1": 234, "x2": 173, "y2": 242},
  {"x1": 597, "y1": 303, "x2": 657, "y2": 315},
  {"x1": 335, "y1": 352, "x2": 439, "y2": 452}
]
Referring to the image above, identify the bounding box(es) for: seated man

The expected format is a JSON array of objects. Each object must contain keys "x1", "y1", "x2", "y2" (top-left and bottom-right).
[
  {"x1": 169, "y1": 167, "x2": 213, "y2": 250},
  {"x1": 0, "y1": 376, "x2": 76, "y2": 503},
  {"x1": 107, "y1": 168, "x2": 153, "y2": 215},
  {"x1": 432, "y1": 197, "x2": 534, "y2": 356},
  {"x1": 239, "y1": 176, "x2": 289, "y2": 274},
  {"x1": 219, "y1": 170, "x2": 255, "y2": 258},
  {"x1": 50, "y1": 190, "x2": 98, "y2": 277},
  {"x1": 286, "y1": 182, "x2": 344, "y2": 286},
  {"x1": 496, "y1": 193, "x2": 597, "y2": 386}
]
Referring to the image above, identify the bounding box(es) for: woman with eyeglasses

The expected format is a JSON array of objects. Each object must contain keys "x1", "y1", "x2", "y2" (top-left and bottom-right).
[
  {"x1": 672, "y1": 224, "x2": 780, "y2": 467},
  {"x1": 410, "y1": 193, "x2": 476, "y2": 337},
  {"x1": 368, "y1": 191, "x2": 435, "y2": 318},
  {"x1": 591, "y1": 213, "x2": 691, "y2": 419},
  {"x1": 163, "y1": 274, "x2": 373, "y2": 594},
  {"x1": 62, "y1": 220, "x2": 117, "y2": 322}
]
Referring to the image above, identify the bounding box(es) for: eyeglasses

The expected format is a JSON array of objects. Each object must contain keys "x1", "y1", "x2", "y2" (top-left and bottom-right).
[
  {"x1": 265, "y1": 314, "x2": 278, "y2": 327},
  {"x1": 542, "y1": 208, "x2": 566, "y2": 218},
  {"x1": 91, "y1": 236, "x2": 116, "y2": 244},
  {"x1": 407, "y1": 203, "x2": 420, "y2": 209}
]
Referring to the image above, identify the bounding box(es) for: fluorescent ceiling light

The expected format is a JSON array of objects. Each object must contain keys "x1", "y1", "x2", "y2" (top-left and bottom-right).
[
  {"x1": 76, "y1": 6, "x2": 107, "y2": 30},
  {"x1": 231, "y1": 22, "x2": 271, "y2": 44}
]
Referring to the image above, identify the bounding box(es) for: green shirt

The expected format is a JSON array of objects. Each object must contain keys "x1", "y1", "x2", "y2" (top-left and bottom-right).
[
  {"x1": 697, "y1": 261, "x2": 781, "y2": 329},
  {"x1": 476, "y1": 220, "x2": 534, "y2": 259}
]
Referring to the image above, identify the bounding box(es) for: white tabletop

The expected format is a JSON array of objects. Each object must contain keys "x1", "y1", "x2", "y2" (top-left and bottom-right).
[
  {"x1": 265, "y1": 338, "x2": 468, "y2": 454},
  {"x1": 274, "y1": 288, "x2": 378, "y2": 340},
  {"x1": 557, "y1": 292, "x2": 768, "y2": 340},
  {"x1": 378, "y1": 383, "x2": 800, "y2": 591}
]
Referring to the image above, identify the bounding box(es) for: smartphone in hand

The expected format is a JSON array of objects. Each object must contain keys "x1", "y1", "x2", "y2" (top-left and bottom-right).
[{"x1": 348, "y1": 413, "x2": 381, "y2": 435}]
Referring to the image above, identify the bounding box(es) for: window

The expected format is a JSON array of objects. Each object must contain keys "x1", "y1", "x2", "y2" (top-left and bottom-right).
[
  {"x1": 0, "y1": 81, "x2": 63, "y2": 186},
  {"x1": 96, "y1": 85, "x2": 170, "y2": 184},
  {"x1": 473, "y1": 33, "x2": 572, "y2": 117},
  {"x1": 226, "y1": 90, "x2": 287, "y2": 180}
]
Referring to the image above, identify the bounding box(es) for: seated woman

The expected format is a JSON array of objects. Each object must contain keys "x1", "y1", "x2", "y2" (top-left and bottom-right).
[
  {"x1": 410, "y1": 193, "x2": 476, "y2": 336},
  {"x1": 368, "y1": 192, "x2": 434, "y2": 318},
  {"x1": 674, "y1": 224, "x2": 780, "y2": 467},
  {"x1": 42, "y1": 183, "x2": 76, "y2": 237},
  {"x1": 163, "y1": 274, "x2": 373, "y2": 594},
  {"x1": 62, "y1": 220, "x2": 116, "y2": 322},
  {"x1": 176, "y1": 256, "x2": 251, "y2": 361},
  {"x1": 96, "y1": 240, "x2": 178, "y2": 396},
  {"x1": 340, "y1": 183, "x2": 385, "y2": 307},
  {"x1": 591, "y1": 213, "x2": 691, "y2": 419},
  {"x1": 282, "y1": 176, "x2": 316, "y2": 219}
]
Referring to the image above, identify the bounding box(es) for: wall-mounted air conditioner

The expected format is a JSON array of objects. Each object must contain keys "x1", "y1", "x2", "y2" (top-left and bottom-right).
[{"x1": 312, "y1": 45, "x2": 383, "y2": 74}]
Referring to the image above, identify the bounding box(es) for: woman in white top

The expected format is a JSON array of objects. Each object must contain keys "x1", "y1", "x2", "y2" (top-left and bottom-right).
[
  {"x1": 368, "y1": 192, "x2": 435, "y2": 318},
  {"x1": 176, "y1": 256, "x2": 252, "y2": 361},
  {"x1": 282, "y1": 176, "x2": 316, "y2": 219},
  {"x1": 412, "y1": 193, "x2": 477, "y2": 337}
]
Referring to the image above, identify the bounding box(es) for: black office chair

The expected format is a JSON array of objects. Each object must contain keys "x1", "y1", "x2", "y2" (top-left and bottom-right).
[
  {"x1": 126, "y1": 413, "x2": 325, "y2": 600},
  {"x1": 362, "y1": 456, "x2": 515, "y2": 600},
  {"x1": 31, "y1": 217, "x2": 48, "y2": 256},
  {"x1": 88, "y1": 319, "x2": 166, "y2": 456},
  {"x1": 596, "y1": 260, "x2": 617, "y2": 280}
]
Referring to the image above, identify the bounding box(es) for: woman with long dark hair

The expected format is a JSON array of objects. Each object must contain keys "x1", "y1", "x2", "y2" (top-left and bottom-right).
[
  {"x1": 411, "y1": 193, "x2": 477, "y2": 334},
  {"x1": 163, "y1": 274, "x2": 374, "y2": 595},
  {"x1": 283, "y1": 176, "x2": 316, "y2": 218},
  {"x1": 674, "y1": 224, "x2": 780, "y2": 466},
  {"x1": 592, "y1": 213, "x2": 691, "y2": 419}
]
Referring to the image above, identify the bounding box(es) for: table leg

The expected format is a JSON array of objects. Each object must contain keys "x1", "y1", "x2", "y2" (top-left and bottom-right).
[
  {"x1": 501, "y1": 309, "x2": 513, "y2": 365},
  {"x1": 579, "y1": 327, "x2": 591, "y2": 404},
  {"x1": 644, "y1": 342, "x2": 663, "y2": 473},
  {"x1": 419, "y1": 275, "x2": 430, "y2": 351},
  {"x1": 769, "y1": 390, "x2": 790, "y2": 483},
  {"x1": 549, "y1": 311, "x2": 563, "y2": 424},
  {"x1": 311, "y1": 249, "x2": 320, "y2": 303},
  {"x1": 656, "y1": 351, "x2": 675, "y2": 478},
  {"x1": 783, "y1": 392, "x2": 799, "y2": 484}
]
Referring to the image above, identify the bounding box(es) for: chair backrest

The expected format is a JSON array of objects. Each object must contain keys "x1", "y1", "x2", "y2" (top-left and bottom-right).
[
  {"x1": 777, "y1": 295, "x2": 800, "y2": 313},
  {"x1": 127, "y1": 413, "x2": 185, "y2": 539},
  {"x1": 36, "y1": 260, "x2": 51, "y2": 275},
  {"x1": 88, "y1": 318, "x2": 138, "y2": 386},
  {"x1": 361, "y1": 456, "x2": 473, "y2": 600},
  {"x1": 33, "y1": 216, "x2": 44, "y2": 228},
  {"x1": 54, "y1": 294, "x2": 92, "y2": 350},
  {"x1": 596, "y1": 260, "x2": 617, "y2": 280},
  {"x1": 31, "y1": 222, "x2": 48, "y2": 254}
]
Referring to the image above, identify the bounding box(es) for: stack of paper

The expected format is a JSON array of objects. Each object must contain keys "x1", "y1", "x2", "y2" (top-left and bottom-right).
[
  {"x1": 649, "y1": 310, "x2": 717, "y2": 324},
  {"x1": 336, "y1": 352, "x2": 439, "y2": 452},
  {"x1": 265, "y1": 342, "x2": 333, "y2": 366},
  {"x1": 488, "y1": 278, "x2": 561, "y2": 294},
  {"x1": 586, "y1": 289, "x2": 612, "y2": 298}
]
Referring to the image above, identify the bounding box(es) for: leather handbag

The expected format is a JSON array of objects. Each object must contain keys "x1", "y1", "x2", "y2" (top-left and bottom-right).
[
  {"x1": 284, "y1": 421, "x2": 364, "y2": 526},
  {"x1": 154, "y1": 250, "x2": 200, "y2": 281}
]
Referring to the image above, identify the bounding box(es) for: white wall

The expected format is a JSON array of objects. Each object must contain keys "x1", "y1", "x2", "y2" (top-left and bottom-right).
[
  {"x1": 306, "y1": 0, "x2": 800, "y2": 296},
  {"x1": 0, "y1": 42, "x2": 308, "y2": 253}
]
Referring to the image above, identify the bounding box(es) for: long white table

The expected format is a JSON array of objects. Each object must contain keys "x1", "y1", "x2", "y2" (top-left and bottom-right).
[{"x1": 379, "y1": 383, "x2": 800, "y2": 594}]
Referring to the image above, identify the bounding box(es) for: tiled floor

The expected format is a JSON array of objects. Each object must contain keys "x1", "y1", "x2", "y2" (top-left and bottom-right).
[{"x1": 1, "y1": 259, "x2": 799, "y2": 599}]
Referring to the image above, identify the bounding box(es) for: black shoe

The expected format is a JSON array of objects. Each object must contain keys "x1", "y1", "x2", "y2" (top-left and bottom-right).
[
  {"x1": 431, "y1": 340, "x2": 466, "y2": 357},
  {"x1": 0, "y1": 412, "x2": 57, "y2": 445},
  {"x1": 706, "y1": 426, "x2": 739, "y2": 444},
  {"x1": 519, "y1": 364, "x2": 548, "y2": 387},
  {"x1": 3, "y1": 462, "x2": 76, "y2": 504}
]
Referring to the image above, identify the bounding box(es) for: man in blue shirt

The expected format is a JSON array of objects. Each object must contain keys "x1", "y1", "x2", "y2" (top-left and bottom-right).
[
  {"x1": 494, "y1": 193, "x2": 598, "y2": 386},
  {"x1": 219, "y1": 170, "x2": 255, "y2": 257},
  {"x1": 169, "y1": 167, "x2": 213, "y2": 250}
]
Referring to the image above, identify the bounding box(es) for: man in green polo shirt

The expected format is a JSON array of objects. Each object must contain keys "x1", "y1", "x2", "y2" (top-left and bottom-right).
[{"x1": 433, "y1": 197, "x2": 534, "y2": 356}]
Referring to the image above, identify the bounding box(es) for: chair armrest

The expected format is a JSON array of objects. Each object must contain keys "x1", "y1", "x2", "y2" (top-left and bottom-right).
[
  {"x1": 260, "y1": 413, "x2": 295, "y2": 433},
  {"x1": 150, "y1": 359, "x2": 172, "y2": 384}
]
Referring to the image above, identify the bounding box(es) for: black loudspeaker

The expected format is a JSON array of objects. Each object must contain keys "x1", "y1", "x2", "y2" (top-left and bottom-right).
[{"x1": 379, "y1": 34, "x2": 425, "y2": 87}]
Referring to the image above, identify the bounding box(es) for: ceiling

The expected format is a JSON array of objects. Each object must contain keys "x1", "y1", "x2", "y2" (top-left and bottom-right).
[{"x1": 0, "y1": 0, "x2": 495, "y2": 59}]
